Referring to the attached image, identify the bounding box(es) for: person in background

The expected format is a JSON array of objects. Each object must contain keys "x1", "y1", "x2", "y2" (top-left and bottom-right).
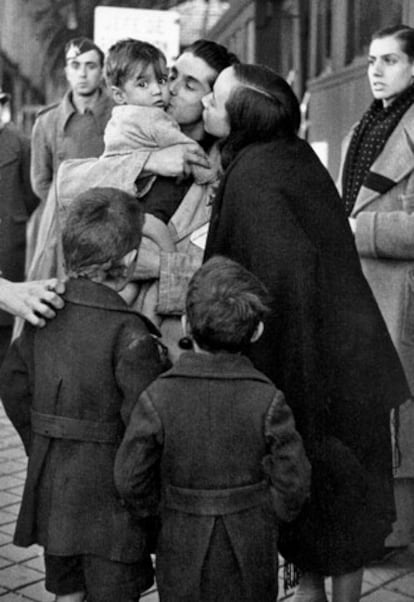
[
  {"x1": 27, "y1": 37, "x2": 113, "y2": 282},
  {"x1": 0, "y1": 89, "x2": 39, "y2": 364},
  {"x1": 115, "y1": 255, "x2": 310, "y2": 602},
  {"x1": 202, "y1": 62, "x2": 410, "y2": 602},
  {"x1": 339, "y1": 24, "x2": 414, "y2": 556},
  {"x1": 0, "y1": 187, "x2": 168, "y2": 602}
]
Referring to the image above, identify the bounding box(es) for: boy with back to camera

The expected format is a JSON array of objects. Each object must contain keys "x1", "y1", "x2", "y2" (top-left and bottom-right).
[
  {"x1": 115, "y1": 255, "x2": 311, "y2": 602},
  {"x1": 0, "y1": 187, "x2": 169, "y2": 602}
]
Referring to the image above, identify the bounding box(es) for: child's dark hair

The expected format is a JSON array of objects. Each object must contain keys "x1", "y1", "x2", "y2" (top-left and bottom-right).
[
  {"x1": 62, "y1": 187, "x2": 143, "y2": 282},
  {"x1": 186, "y1": 256, "x2": 270, "y2": 353},
  {"x1": 105, "y1": 38, "x2": 167, "y2": 88}
]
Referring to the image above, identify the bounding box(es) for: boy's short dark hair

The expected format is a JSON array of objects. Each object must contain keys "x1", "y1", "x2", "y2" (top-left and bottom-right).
[
  {"x1": 186, "y1": 256, "x2": 270, "y2": 353},
  {"x1": 105, "y1": 38, "x2": 167, "y2": 88},
  {"x1": 62, "y1": 187, "x2": 144, "y2": 281}
]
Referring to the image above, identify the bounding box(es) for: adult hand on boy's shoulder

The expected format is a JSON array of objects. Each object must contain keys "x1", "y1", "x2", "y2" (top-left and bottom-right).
[{"x1": 0, "y1": 278, "x2": 65, "y2": 327}]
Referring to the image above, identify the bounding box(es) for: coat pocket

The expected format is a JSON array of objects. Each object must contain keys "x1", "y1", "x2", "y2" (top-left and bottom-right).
[{"x1": 401, "y1": 269, "x2": 414, "y2": 345}]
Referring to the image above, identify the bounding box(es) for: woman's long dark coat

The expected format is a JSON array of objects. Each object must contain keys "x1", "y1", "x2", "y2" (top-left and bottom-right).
[{"x1": 204, "y1": 137, "x2": 410, "y2": 575}]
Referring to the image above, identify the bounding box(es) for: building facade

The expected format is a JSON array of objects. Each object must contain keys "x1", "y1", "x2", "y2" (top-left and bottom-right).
[
  {"x1": 0, "y1": 0, "x2": 45, "y2": 132},
  {"x1": 208, "y1": 0, "x2": 413, "y2": 178}
]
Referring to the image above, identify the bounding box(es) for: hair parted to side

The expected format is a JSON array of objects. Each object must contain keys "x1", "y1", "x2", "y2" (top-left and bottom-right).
[
  {"x1": 371, "y1": 24, "x2": 414, "y2": 61},
  {"x1": 62, "y1": 187, "x2": 144, "y2": 282},
  {"x1": 64, "y1": 37, "x2": 105, "y2": 66},
  {"x1": 220, "y1": 63, "x2": 301, "y2": 168},
  {"x1": 186, "y1": 256, "x2": 270, "y2": 353},
  {"x1": 105, "y1": 38, "x2": 167, "y2": 88},
  {"x1": 185, "y1": 39, "x2": 240, "y2": 84}
]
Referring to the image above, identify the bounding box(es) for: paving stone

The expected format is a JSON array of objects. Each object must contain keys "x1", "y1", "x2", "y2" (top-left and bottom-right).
[
  {"x1": 0, "y1": 450, "x2": 25, "y2": 462},
  {"x1": 0, "y1": 493, "x2": 20, "y2": 511},
  {"x1": 5, "y1": 488, "x2": 23, "y2": 499},
  {"x1": 0, "y1": 533, "x2": 12, "y2": 548},
  {"x1": 0, "y1": 440, "x2": 23, "y2": 453},
  {"x1": 0, "y1": 464, "x2": 26, "y2": 479},
  {"x1": 385, "y1": 572, "x2": 414, "y2": 597},
  {"x1": 0, "y1": 558, "x2": 13, "y2": 570},
  {"x1": 0, "y1": 564, "x2": 42, "y2": 590},
  {"x1": 0, "y1": 479, "x2": 23, "y2": 493},
  {"x1": 0, "y1": 514, "x2": 15, "y2": 529},
  {"x1": 17, "y1": 581, "x2": 54, "y2": 601},
  {"x1": 363, "y1": 565, "x2": 411, "y2": 589},
  {"x1": 0, "y1": 594, "x2": 28, "y2": 601},
  {"x1": 0, "y1": 545, "x2": 40, "y2": 565},
  {"x1": 20, "y1": 558, "x2": 43, "y2": 575},
  {"x1": 362, "y1": 589, "x2": 413, "y2": 601},
  {"x1": 0, "y1": 525, "x2": 16, "y2": 537},
  {"x1": 1, "y1": 506, "x2": 20, "y2": 518}
]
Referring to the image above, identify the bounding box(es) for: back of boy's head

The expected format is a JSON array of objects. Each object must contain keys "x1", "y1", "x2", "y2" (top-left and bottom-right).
[
  {"x1": 62, "y1": 187, "x2": 143, "y2": 281},
  {"x1": 105, "y1": 38, "x2": 167, "y2": 88},
  {"x1": 186, "y1": 256, "x2": 270, "y2": 353}
]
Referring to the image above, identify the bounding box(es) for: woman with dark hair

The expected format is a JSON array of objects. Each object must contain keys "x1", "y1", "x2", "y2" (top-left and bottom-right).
[
  {"x1": 203, "y1": 63, "x2": 410, "y2": 602},
  {"x1": 339, "y1": 24, "x2": 414, "y2": 554}
]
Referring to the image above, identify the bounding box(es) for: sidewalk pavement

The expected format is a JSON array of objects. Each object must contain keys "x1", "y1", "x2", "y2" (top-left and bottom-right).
[{"x1": 0, "y1": 404, "x2": 413, "y2": 601}]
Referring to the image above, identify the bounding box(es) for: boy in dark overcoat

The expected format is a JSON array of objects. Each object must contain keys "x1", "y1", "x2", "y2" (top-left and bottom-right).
[
  {"x1": 0, "y1": 187, "x2": 168, "y2": 602},
  {"x1": 115, "y1": 256, "x2": 311, "y2": 602}
]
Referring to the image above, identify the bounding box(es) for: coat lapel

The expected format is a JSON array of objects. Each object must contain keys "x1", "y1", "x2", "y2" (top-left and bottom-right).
[{"x1": 352, "y1": 104, "x2": 414, "y2": 215}]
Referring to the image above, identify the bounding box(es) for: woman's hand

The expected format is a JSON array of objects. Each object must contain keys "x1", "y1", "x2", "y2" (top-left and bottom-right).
[
  {"x1": 0, "y1": 278, "x2": 65, "y2": 327},
  {"x1": 144, "y1": 143, "x2": 209, "y2": 178}
]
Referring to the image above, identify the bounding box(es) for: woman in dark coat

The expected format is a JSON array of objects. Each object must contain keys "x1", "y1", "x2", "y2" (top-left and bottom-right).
[{"x1": 202, "y1": 63, "x2": 410, "y2": 602}]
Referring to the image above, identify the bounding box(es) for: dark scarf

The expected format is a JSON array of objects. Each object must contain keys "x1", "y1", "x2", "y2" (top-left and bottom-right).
[{"x1": 342, "y1": 83, "x2": 414, "y2": 216}]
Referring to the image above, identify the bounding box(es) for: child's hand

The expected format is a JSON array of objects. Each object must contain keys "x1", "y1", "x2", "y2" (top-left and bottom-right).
[{"x1": 145, "y1": 143, "x2": 209, "y2": 178}]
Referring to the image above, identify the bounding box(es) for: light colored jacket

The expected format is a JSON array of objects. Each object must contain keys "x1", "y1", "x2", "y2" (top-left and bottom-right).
[
  {"x1": 338, "y1": 103, "x2": 414, "y2": 477},
  {"x1": 27, "y1": 89, "x2": 113, "y2": 282}
]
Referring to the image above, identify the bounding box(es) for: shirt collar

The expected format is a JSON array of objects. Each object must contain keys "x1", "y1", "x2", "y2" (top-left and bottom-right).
[{"x1": 60, "y1": 87, "x2": 112, "y2": 130}]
